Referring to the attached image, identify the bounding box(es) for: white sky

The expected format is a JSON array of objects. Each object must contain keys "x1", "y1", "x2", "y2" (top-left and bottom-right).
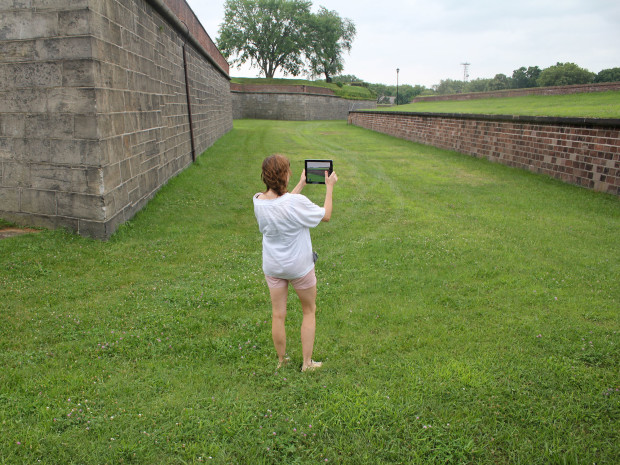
[{"x1": 186, "y1": 0, "x2": 620, "y2": 88}]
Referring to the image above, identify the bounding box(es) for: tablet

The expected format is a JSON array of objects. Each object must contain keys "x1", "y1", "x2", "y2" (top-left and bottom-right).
[{"x1": 305, "y1": 159, "x2": 333, "y2": 184}]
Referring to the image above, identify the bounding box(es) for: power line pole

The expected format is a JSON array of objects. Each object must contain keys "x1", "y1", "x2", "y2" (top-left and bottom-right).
[{"x1": 461, "y1": 62, "x2": 470, "y2": 82}]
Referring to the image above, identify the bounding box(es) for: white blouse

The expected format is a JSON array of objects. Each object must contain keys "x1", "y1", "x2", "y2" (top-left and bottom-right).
[{"x1": 253, "y1": 193, "x2": 325, "y2": 279}]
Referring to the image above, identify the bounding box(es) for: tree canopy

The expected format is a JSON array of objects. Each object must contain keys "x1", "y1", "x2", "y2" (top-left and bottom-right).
[
  {"x1": 306, "y1": 7, "x2": 356, "y2": 82},
  {"x1": 595, "y1": 67, "x2": 620, "y2": 83},
  {"x1": 217, "y1": 0, "x2": 312, "y2": 78},
  {"x1": 217, "y1": 0, "x2": 356, "y2": 80},
  {"x1": 536, "y1": 62, "x2": 596, "y2": 87}
]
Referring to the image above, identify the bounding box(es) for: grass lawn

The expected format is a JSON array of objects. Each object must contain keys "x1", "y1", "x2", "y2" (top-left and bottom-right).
[
  {"x1": 231, "y1": 77, "x2": 375, "y2": 100},
  {"x1": 1, "y1": 120, "x2": 619, "y2": 464},
  {"x1": 383, "y1": 91, "x2": 620, "y2": 118}
]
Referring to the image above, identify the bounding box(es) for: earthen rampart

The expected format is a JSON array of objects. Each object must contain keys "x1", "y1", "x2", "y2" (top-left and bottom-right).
[{"x1": 414, "y1": 82, "x2": 620, "y2": 103}]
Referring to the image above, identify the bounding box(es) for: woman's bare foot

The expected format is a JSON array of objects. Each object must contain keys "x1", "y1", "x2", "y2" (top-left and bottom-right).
[
  {"x1": 301, "y1": 360, "x2": 322, "y2": 372},
  {"x1": 277, "y1": 356, "x2": 290, "y2": 369}
]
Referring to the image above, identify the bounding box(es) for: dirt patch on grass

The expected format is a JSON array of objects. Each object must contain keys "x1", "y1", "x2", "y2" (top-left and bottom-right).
[{"x1": 0, "y1": 228, "x2": 41, "y2": 240}]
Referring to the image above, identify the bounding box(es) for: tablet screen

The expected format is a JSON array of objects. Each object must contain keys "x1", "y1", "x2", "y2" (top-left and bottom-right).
[{"x1": 305, "y1": 160, "x2": 333, "y2": 184}]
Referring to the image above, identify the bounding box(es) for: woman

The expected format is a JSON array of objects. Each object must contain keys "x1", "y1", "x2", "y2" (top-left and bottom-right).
[{"x1": 253, "y1": 154, "x2": 338, "y2": 372}]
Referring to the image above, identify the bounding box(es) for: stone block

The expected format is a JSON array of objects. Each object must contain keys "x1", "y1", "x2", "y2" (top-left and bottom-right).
[
  {"x1": 0, "y1": 10, "x2": 58, "y2": 41},
  {"x1": 29, "y1": 164, "x2": 102, "y2": 194},
  {"x1": 0, "y1": 88, "x2": 47, "y2": 113},
  {"x1": 0, "y1": 40, "x2": 36, "y2": 63},
  {"x1": 4, "y1": 1, "x2": 33, "y2": 8},
  {"x1": 0, "y1": 187, "x2": 19, "y2": 212},
  {"x1": 21, "y1": 188, "x2": 56, "y2": 215},
  {"x1": 0, "y1": 114, "x2": 25, "y2": 138},
  {"x1": 58, "y1": 9, "x2": 90, "y2": 36},
  {"x1": 32, "y1": 0, "x2": 88, "y2": 9},
  {"x1": 47, "y1": 87, "x2": 96, "y2": 114},
  {"x1": 0, "y1": 137, "x2": 14, "y2": 160},
  {"x1": 95, "y1": 88, "x2": 125, "y2": 113},
  {"x1": 62, "y1": 59, "x2": 96, "y2": 87},
  {"x1": 138, "y1": 167, "x2": 158, "y2": 196},
  {"x1": 25, "y1": 114, "x2": 74, "y2": 139},
  {"x1": 3, "y1": 161, "x2": 30, "y2": 187},
  {"x1": 119, "y1": 159, "x2": 131, "y2": 182},
  {"x1": 35, "y1": 36, "x2": 92, "y2": 61},
  {"x1": 57, "y1": 191, "x2": 104, "y2": 221},
  {"x1": 74, "y1": 114, "x2": 98, "y2": 139},
  {"x1": 13, "y1": 138, "x2": 51, "y2": 163},
  {"x1": 102, "y1": 162, "x2": 121, "y2": 193},
  {"x1": 50, "y1": 139, "x2": 101, "y2": 166},
  {"x1": 2, "y1": 62, "x2": 63, "y2": 90}
]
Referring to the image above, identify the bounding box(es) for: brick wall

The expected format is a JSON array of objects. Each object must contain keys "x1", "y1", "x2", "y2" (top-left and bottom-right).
[
  {"x1": 414, "y1": 82, "x2": 620, "y2": 103},
  {"x1": 232, "y1": 89, "x2": 376, "y2": 120},
  {"x1": 0, "y1": 0, "x2": 232, "y2": 238},
  {"x1": 348, "y1": 111, "x2": 620, "y2": 195}
]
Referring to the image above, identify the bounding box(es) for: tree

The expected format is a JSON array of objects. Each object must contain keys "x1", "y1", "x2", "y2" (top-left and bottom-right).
[
  {"x1": 332, "y1": 74, "x2": 361, "y2": 83},
  {"x1": 217, "y1": 0, "x2": 312, "y2": 78},
  {"x1": 537, "y1": 62, "x2": 596, "y2": 87},
  {"x1": 465, "y1": 78, "x2": 493, "y2": 93},
  {"x1": 306, "y1": 7, "x2": 356, "y2": 82},
  {"x1": 595, "y1": 67, "x2": 620, "y2": 83},
  {"x1": 511, "y1": 66, "x2": 541, "y2": 88},
  {"x1": 433, "y1": 79, "x2": 465, "y2": 95},
  {"x1": 395, "y1": 84, "x2": 423, "y2": 104},
  {"x1": 487, "y1": 73, "x2": 511, "y2": 91}
]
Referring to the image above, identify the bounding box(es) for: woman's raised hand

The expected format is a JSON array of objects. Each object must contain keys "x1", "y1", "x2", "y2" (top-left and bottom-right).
[{"x1": 325, "y1": 170, "x2": 338, "y2": 186}]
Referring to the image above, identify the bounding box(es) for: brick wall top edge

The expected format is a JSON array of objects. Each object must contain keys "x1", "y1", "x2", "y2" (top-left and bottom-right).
[
  {"x1": 349, "y1": 110, "x2": 620, "y2": 129},
  {"x1": 148, "y1": 0, "x2": 229, "y2": 77}
]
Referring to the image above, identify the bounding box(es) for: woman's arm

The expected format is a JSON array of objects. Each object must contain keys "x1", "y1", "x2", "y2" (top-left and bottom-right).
[
  {"x1": 291, "y1": 170, "x2": 306, "y2": 194},
  {"x1": 322, "y1": 171, "x2": 338, "y2": 222}
]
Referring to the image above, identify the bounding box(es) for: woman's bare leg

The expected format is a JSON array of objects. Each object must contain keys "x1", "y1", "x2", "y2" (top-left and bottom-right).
[
  {"x1": 295, "y1": 285, "x2": 320, "y2": 370},
  {"x1": 269, "y1": 286, "x2": 288, "y2": 365}
]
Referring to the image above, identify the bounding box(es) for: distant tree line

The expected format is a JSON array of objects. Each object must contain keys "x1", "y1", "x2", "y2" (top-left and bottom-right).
[
  {"x1": 334, "y1": 63, "x2": 620, "y2": 103},
  {"x1": 432, "y1": 63, "x2": 620, "y2": 96}
]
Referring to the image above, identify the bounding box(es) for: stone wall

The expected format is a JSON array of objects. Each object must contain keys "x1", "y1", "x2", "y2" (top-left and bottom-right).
[
  {"x1": 232, "y1": 87, "x2": 376, "y2": 120},
  {"x1": 349, "y1": 111, "x2": 620, "y2": 195},
  {"x1": 413, "y1": 82, "x2": 620, "y2": 103},
  {"x1": 0, "y1": 0, "x2": 232, "y2": 238}
]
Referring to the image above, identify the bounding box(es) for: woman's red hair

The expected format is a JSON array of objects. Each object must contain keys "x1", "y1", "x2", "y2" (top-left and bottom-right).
[{"x1": 261, "y1": 154, "x2": 290, "y2": 196}]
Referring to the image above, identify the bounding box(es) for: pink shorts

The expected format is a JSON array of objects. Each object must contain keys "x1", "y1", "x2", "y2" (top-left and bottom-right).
[{"x1": 265, "y1": 268, "x2": 317, "y2": 290}]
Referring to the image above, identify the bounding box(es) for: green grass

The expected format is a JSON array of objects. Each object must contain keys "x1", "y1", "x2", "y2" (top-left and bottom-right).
[
  {"x1": 1, "y1": 120, "x2": 619, "y2": 464},
  {"x1": 381, "y1": 91, "x2": 620, "y2": 118},
  {"x1": 231, "y1": 77, "x2": 375, "y2": 100}
]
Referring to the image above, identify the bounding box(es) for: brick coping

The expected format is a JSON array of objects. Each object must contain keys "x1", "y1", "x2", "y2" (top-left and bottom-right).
[{"x1": 349, "y1": 110, "x2": 620, "y2": 129}]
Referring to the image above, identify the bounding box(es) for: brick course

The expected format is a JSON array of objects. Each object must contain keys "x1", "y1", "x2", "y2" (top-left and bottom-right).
[{"x1": 348, "y1": 111, "x2": 620, "y2": 195}]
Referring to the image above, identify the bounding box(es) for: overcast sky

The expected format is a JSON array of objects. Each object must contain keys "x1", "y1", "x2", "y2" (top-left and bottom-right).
[{"x1": 186, "y1": 0, "x2": 620, "y2": 88}]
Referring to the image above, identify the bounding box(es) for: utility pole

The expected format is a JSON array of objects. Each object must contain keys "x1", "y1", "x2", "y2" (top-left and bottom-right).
[{"x1": 461, "y1": 62, "x2": 470, "y2": 82}]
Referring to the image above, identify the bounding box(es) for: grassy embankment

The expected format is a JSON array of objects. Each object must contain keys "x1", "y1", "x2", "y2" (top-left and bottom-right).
[
  {"x1": 231, "y1": 77, "x2": 375, "y2": 100},
  {"x1": 382, "y1": 90, "x2": 620, "y2": 118},
  {"x1": 1, "y1": 120, "x2": 618, "y2": 464}
]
